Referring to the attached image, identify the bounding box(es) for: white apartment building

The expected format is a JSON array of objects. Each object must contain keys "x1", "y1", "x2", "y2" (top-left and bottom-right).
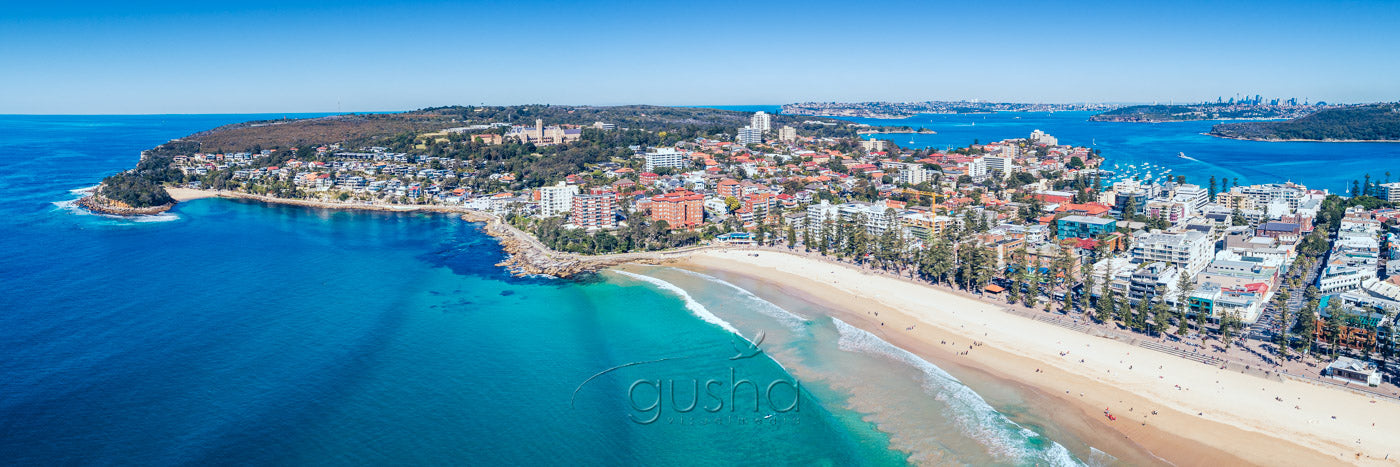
[
  {"x1": 984, "y1": 156, "x2": 1014, "y2": 180},
  {"x1": 538, "y1": 181, "x2": 578, "y2": 218},
  {"x1": 860, "y1": 138, "x2": 888, "y2": 152},
  {"x1": 838, "y1": 202, "x2": 899, "y2": 237},
  {"x1": 968, "y1": 157, "x2": 988, "y2": 179},
  {"x1": 805, "y1": 200, "x2": 899, "y2": 237},
  {"x1": 1172, "y1": 184, "x2": 1209, "y2": 211},
  {"x1": 1029, "y1": 129, "x2": 1058, "y2": 146},
  {"x1": 1131, "y1": 230, "x2": 1213, "y2": 275},
  {"x1": 806, "y1": 200, "x2": 840, "y2": 231},
  {"x1": 737, "y1": 127, "x2": 763, "y2": 145},
  {"x1": 1227, "y1": 183, "x2": 1308, "y2": 213},
  {"x1": 643, "y1": 147, "x2": 687, "y2": 172},
  {"x1": 1380, "y1": 182, "x2": 1400, "y2": 203},
  {"x1": 1318, "y1": 266, "x2": 1365, "y2": 294},
  {"x1": 751, "y1": 111, "x2": 772, "y2": 133},
  {"x1": 897, "y1": 168, "x2": 937, "y2": 186}
]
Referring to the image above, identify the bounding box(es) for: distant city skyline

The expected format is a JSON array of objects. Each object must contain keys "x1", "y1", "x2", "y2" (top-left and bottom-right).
[{"x1": 2, "y1": 0, "x2": 1398, "y2": 114}]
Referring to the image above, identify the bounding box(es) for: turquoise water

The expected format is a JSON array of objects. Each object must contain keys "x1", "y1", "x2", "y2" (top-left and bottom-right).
[
  {"x1": 0, "y1": 115, "x2": 907, "y2": 465},
  {"x1": 630, "y1": 267, "x2": 1091, "y2": 465},
  {"x1": 847, "y1": 111, "x2": 1400, "y2": 194}
]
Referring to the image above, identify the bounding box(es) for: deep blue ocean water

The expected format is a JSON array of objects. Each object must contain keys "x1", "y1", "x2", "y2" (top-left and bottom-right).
[{"x1": 6, "y1": 111, "x2": 1394, "y2": 465}]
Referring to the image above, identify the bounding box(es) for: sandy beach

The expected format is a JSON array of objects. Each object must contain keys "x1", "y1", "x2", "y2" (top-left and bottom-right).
[
  {"x1": 163, "y1": 187, "x2": 221, "y2": 201},
  {"x1": 676, "y1": 249, "x2": 1400, "y2": 466}
]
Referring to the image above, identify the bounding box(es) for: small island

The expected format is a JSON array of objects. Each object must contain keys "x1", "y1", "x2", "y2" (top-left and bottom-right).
[{"x1": 1208, "y1": 103, "x2": 1400, "y2": 141}]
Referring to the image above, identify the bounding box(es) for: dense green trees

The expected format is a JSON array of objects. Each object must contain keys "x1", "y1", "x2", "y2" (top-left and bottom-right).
[
  {"x1": 523, "y1": 216, "x2": 699, "y2": 255},
  {"x1": 97, "y1": 173, "x2": 174, "y2": 207},
  {"x1": 1210, "y1": 103, "x2": 1400, "y2": 141}
]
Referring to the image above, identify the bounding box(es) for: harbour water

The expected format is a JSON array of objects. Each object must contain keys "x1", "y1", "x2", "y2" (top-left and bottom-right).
[{"x1": 845, "y1": 110, "x2": 1400, "y2": 194}]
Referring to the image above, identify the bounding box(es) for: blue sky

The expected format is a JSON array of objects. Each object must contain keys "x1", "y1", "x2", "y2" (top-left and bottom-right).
[{"x1": 2, "y1": 0, "x2": 1397, "y2": 114}]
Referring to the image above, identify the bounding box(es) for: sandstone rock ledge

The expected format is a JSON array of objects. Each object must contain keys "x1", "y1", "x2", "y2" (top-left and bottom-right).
[
  {"x1": 470, "y1": 215, "x2": 722, "y2": 278},
  {"x1": 77, "y1": 196, "x2": 174, "y2": 216}
]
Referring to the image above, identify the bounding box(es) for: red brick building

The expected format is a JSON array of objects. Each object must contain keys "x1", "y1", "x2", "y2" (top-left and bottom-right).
[
  {"x1": 651, "y1": 190, "x2": 704, "y2": 228},
  {"x1": 571, "y1": 194, "x2": 617, "y2": 229},
  {"x1": 717, "y1": 179, "x2": 741, "y2": 199}
]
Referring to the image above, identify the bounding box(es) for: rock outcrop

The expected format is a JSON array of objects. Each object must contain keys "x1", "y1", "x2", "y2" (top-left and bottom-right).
[
  {"x1": 469, "y1": 214, "x2": 716, "y2": 278},
  {"x1": 77, "y1": 196, "x2": 173, "y2": 216}
]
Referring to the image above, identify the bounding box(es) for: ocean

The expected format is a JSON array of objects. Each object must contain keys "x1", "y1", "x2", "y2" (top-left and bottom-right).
[{"x1": 3, "y1": 111, "x2": 1394, "y2": 465}]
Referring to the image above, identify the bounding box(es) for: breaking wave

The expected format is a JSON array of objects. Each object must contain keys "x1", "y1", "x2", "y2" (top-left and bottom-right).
[
  {"x1": 832, "y1": 317, "x2": 1083, "y2": 466},
  {"x1": 669, "y1": 268, "x2": 808, "y2": 331},
  {"x1": 614, "y1": 270, "x2": 744, "y2": 338}
]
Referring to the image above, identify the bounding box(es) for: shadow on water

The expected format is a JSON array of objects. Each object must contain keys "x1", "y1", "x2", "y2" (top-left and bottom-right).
[{"x1": 188, "y1": 289, "x2": 419, "y2": 465}]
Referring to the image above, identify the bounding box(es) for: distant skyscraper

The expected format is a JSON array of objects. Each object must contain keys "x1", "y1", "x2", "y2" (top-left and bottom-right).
[
  {"x1": 737, "y1": 126, "x2": 763, "y2": 145},
  {"x1": 751, "y1": 111, "x2": 772, "y2": 133}
]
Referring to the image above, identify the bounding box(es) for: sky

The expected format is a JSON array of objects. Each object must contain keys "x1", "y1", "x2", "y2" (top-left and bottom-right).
[{"x1": 2, "y1": 0, "x2": 1398, "y2": 114}]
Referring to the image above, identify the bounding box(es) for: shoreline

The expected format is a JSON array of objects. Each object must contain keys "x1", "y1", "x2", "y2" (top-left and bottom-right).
[
  {"x1": 1205, "y1": 133, "x2": 1400, "y2": 143},
  {"x1": 857, "y1": 130, "x2": 938, "y2": 135},
  {"x1": 669, "y1": 249, "x2": 1399, "y2": 465},
  {"x1": 164, "y1": 187, "x2": 497, "y2": 218},
  {"x1": 1091, "y1": 117, "x2": 1293, "y2": 123},
  {"x1": 162, "y1": 186, "x2": 719, "y2": 277}
]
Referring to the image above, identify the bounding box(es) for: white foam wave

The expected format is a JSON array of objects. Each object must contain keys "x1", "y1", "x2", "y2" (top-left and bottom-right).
[
  {"x1": 130, "y1": 212, "x2": 180, "y2": 223},
  {"x1": 669, "y1": 268, "x2": 808, "y2": 331},
  {"x1": 614, "y1": 270, "x2": 744, "y2": 338},
  {"x1": 52, "y1": 198, "x2": 90, "y2": 215},
  {"x1": 831, "y1": 317, "x2": 1082, "y2": 466}
]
